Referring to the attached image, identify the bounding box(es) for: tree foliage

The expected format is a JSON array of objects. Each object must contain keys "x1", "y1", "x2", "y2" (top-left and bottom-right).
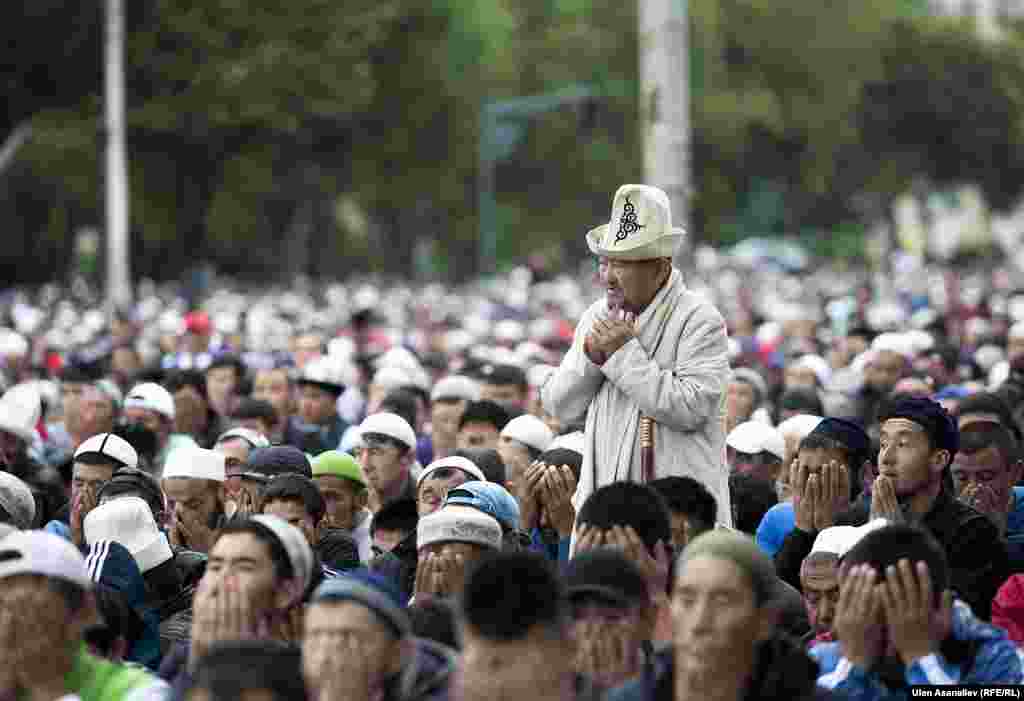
[{"x1": 3, "y1": 1, "x2": 1024, "y2": 284}]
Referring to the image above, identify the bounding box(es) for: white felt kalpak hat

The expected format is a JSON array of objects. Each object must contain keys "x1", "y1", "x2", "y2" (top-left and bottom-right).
[
  {"x1": 84, "y1": 496, "x2": 174, "y2": 573},
  {"x1": 500, "y1": 414, "x2": 555, "y2": 453},
  {"x1": 586, "y1": 184, "x2": 686, "y2": 260},
  {"x1": 75, "y1": 433, "x2": 139, "y2": 469},
  {"x1": 163, "y1": 446, "x2": 226, "y2": 482}
]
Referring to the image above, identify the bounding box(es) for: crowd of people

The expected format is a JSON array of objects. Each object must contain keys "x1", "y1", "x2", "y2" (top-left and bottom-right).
[{"x1": 1, "y1": 184, "x2": 1024, "y2": 700}]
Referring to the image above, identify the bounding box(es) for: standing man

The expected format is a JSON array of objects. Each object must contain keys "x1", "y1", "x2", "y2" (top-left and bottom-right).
[{"x1": 543, "y1": 184, "x2": 731, "y2": 523}]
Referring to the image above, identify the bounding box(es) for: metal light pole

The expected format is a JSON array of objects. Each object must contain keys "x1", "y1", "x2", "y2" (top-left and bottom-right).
[
  {"x1": 105, "y1": 0, "x2": 132, "y2": 308},
  {"x1": 639, "y1": 0, "x2": 690, "y2": 258}
]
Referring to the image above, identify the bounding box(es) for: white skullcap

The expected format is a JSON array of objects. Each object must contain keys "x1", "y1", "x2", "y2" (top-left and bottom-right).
[
  {"x1": 216, "y1": 427, "x2": 271, "y2": 450},
  {"x1": 417, "y1": 507, "x2": 502, "y2": 552},
  {"x1": 0, "y1": 383, "x2": 41, "y2": 443},
  {"x1": 493, "y1": 320, "x2": 525, "y2": 343},
  {"x1": 776, "y1": 415, "x2": 824, "y2": 441},
  {"x1": 974, "y1": 345, "x2": 1005, "y2": 373},
  {"x1": 371, "y1": 366, "x2": 413, "y2": 392},
  {"x1": 124, "y1": 382, "x2": 176, "y2": 420},
  {"x1": 75, "y1": 433, "x2": 139, "y2": 470},
  {"x1": 726, "y1": 421, "x2": 785, "y2": 460},
  {"x1": 0, "y1": 329, "x2": 28, "y2": 357},
  {"x1": 299, "y1": 357, "x2": 348, "y2": 392},
  {"x1": 163, "y1": 447, "x2": 226, "y2": 482},
  {"x1": 549, "y1": 430, "x2": 584, "y2": 455},
  {"x1": 810, "y1": 519, "x2": 890, "y2": 559},
  {"x1": 904, "y1": 330, "x2": 935, "y2": 355},
  {"x1": 500, "y1": 414, "x2": 555, "y2": 453},
  {"x1": 870, "y1": 333, "x2": 914, "y2": 360},
  {"x1": 791, "y1": 355, "x2": 831, "y2": 387},
  {"x1": 430, "y1": 376, "x2": 481, "y2": 403},
  {"x1": 251, "y1": 515, "x2": 315, "y2": 605},
  {"x1": 375, "y1": 347, "x2": 422, "y2": 374},
  {"x1": 84, "y1": 497, "x2": 173, "y2": 573},
  {"x1": 417, "y1": 456, "x2": 487, "y2": 487},
  {"x1": 1009, "y1": 321, "x2": 1024, "y2": 341},
  {"x1": 358, "y1": 412, "x2": 417, "y2": 450}
]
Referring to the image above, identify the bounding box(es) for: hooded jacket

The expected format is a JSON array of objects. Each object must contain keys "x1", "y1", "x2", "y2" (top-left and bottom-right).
[
  {"x1": 86, "y1": 540, "x2": 163, "y2": 671},
  {"x1": 606, "y1": 636, "x2": 830, "y2": 701},
  {"x1": 812, "y1": 601, "x2": 1024, "y2": 699}
]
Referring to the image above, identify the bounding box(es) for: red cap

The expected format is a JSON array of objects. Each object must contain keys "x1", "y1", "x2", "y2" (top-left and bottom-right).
[{"x1": 184, "y1": 311, "x2": 211, "y2": 335}]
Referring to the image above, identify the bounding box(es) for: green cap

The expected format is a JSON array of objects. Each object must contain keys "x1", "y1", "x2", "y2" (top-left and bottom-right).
[{"x1": 311, "y1": 450, "x2": 365, "y2": 487}]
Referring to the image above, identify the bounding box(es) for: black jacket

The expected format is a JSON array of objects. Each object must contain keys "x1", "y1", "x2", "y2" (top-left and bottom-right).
[{"x1": 774, "y1": 485, "x2": 1009, "y2": 620}]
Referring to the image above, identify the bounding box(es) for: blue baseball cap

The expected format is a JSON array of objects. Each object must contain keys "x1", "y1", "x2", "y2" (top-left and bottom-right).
[{"x1": 444, "y1": 481, "x2": 520, "y2": 532}]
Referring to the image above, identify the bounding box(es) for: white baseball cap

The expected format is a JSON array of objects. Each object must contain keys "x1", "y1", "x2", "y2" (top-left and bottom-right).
[
  {"x1": 84, "y1": 496, "x2": 174, "y2": 573},
  {"x1": 500, "y1": 414, "x2": 555, "y2": 453},
  {"x1": 726, "y1": 421, "x2": 785, "y2": 461},
  {"x1": 163, "y1": 446, "x2": 226, "y2": 483},
  {"x1": 0, "y1": 530, "x2": 92, "y2": 590},
  {"x1": 75, "y1": 433, "x2": 139, "y2": 469},
  {"x1": 430, "y1": 376, "x2": 481, "y2": 403},
  {"x1": 124, "y1": 382, "x2": 176, "y2": 420},
  {"x1": 417, "y1": 456, "x2": 487, "y2": 487},
  {"x1": 358, "y1": 412, "x2": 417, "y2": 450}
]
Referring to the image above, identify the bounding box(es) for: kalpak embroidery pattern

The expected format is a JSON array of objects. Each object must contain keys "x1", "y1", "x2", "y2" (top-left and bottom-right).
[{"x1": 615, "y1": 195, "x2": 644, "y2": 243}]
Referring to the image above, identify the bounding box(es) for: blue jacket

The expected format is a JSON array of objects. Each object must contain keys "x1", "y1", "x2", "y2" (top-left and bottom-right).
[
  {"x1": 755, "y1": 501, "x2": 794, "y2": 558},
  {"x1": 529, "y1": 527, "x2": 571, "y2": 562},
  {"x1": 812, "y1": 601, "x2": 1024, "y2": 699}
]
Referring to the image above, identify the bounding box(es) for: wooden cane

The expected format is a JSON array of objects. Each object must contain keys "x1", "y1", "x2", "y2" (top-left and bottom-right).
[{"x1": 639, "y1": 415, "x2": 655, "y2": 483}]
